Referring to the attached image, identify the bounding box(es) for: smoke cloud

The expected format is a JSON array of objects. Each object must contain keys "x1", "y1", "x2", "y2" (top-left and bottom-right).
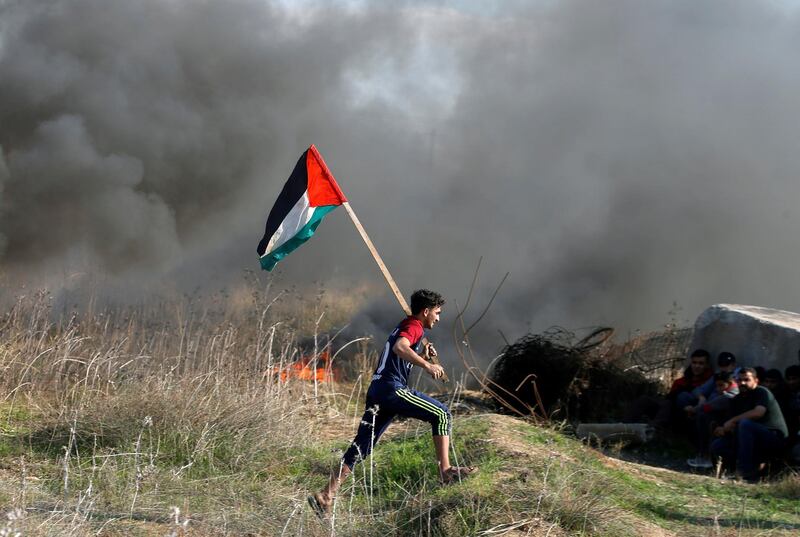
[{"x1": 2, "y1": 0, "x2": 800, "y2": 353}]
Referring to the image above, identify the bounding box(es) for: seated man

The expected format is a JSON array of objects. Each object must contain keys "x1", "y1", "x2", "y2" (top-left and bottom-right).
[
  {"x1": 761, "y1": 369, "x2": 792, "y2": 419},
  {"x1": 671, "y1": 349, "x2": 714, "y2": 412},
  {"x1": 688, "y1": 352, "x2": 739, "y2": 412},
  {"x1": 687, "y1": 371, "x2": 738, "y2": 469},
  {"x1": 784, "y1": 365, "x2": 800, "y2": 462},
  {"x1": 786, "y1": 364, "x2": 800, "y2": 397},
  {"x1": 709, "y1": 368, "x2": 788, "y2": 483},
  {"x1": 624, "y1": 349, "x2": 712, "y2": 429}
]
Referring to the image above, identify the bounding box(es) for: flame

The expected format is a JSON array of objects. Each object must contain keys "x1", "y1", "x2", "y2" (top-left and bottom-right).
[{"x1": 271, "y1": 350, "x2": 337, "y2": 383}]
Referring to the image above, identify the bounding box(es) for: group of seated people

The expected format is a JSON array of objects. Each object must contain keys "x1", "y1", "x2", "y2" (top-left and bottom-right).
[{"x1": 666, "y1": 349, "x2": 800, "y2": 482}]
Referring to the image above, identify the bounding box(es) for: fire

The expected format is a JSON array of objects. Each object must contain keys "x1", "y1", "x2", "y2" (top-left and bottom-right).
[{"x1": 271, "y1": 350, "x2": 337, "y2": 383}]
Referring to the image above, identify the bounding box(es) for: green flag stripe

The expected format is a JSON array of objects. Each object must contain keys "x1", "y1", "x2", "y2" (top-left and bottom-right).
[{"x1": 259, "y1": 205, "x2": 338, "y2": 271}]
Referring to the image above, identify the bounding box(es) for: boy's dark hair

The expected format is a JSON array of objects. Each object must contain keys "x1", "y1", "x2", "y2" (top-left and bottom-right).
[
  {"x1": 717, "y1": 351, "x2": 736, "y2": 367},
  {"x1": 410, "y1": 289, "x2": 445, "y2": 315},
  {"x1": 714, "y1": 371, "x2": 735, "y2": 383},
  {"x1": 690, "y1": 349, "x2": 711, "y2": 361},
  {"x1": 683, "y1": 349, "x2": 711, "y2": 380},
  {"x1": 785, "y1": 364, "x2": 800, "y2": 379}
]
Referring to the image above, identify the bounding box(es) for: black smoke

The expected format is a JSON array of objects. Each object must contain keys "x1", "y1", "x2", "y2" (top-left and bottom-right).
[{"x1": 2, "y1": 0, "x2": 800, "y2": 351}]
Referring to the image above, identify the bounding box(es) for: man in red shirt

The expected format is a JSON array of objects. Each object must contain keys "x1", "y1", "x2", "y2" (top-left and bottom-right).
[
  {"x1": 624, "y1": 349, "x2": 712, "y2": 427},
  {"x1": 309, "y1": 289, "x2": 475, "y2": 518}
]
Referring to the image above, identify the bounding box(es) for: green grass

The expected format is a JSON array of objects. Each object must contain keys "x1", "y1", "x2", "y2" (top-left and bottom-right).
[
  {"x1": 4, "y1": 391, "x2": 800, "y2": 536},
  {"x1": 1, "y1": 289, "x2": 798, "y2": 536},
  {"x1": 494, "y1": 415, "x2": 800, "y2": 536},
  {"x1": 0, "y1": 401, "x2": 38, "y2": 457}
]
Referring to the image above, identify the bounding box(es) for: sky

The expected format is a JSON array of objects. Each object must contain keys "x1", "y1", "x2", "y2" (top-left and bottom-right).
[{"x1": 2, "y1": 0, "x2": 800, "y2": 355}]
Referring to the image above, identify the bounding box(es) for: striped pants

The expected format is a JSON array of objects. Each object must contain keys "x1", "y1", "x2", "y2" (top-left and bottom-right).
[{"x1": 342, "y1": 381, "x2": 452, "y2": 469}]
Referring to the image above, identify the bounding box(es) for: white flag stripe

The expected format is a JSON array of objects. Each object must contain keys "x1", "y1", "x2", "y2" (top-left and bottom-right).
[{"x1": 263, "y1": 192, "x2": 314, "y2": 255}]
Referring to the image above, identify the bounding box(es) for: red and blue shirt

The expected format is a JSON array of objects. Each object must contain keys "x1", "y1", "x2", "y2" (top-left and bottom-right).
[{"x1": 372, "y1": 316, "x2": 424, "y2": 386}]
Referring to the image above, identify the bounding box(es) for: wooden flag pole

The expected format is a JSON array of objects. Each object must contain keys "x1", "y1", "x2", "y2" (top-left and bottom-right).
[
  {"x1": 341, "y1": 201, "x2": 448, "y2": 382},
  {"x1": 342, "y1": 202, "x2": 412, "y2": 316}
]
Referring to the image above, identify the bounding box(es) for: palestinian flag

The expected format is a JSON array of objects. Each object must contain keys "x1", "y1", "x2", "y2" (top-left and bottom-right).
[{"x1": 257, "y1": 145, "x2": 348, "y2": 271}]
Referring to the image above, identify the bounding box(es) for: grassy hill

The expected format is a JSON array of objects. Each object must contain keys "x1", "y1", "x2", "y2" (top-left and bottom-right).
[
  {"x1": 2, "y1": 388, "x2": 799, "y2": 536},
  {"x1": 0, "y1": 290, "x2": 798, "y2": 536}
]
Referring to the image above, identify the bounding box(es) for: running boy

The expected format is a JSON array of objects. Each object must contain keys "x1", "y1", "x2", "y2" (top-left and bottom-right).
[{"x1": 309, "y1": 289, "x2": 475, "y2": 517}]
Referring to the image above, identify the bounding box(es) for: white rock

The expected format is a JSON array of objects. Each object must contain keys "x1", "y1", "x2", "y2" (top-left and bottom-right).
[{"x1": 690, "y1": 304, "x2": 800, "y2": 371}]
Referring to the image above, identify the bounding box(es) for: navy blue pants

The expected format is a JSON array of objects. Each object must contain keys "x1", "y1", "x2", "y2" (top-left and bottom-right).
[
  {"x1": 710, "y1": 419, "x2": 785, "y2": 479},
  {"x1": 342, "y1": 381, "x2": 452, "y2": 469}
]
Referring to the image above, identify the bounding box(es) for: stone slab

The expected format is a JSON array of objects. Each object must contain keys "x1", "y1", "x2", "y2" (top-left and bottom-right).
[{"x1": 689, "y1": 304, "x2": 800, "y2": 372}]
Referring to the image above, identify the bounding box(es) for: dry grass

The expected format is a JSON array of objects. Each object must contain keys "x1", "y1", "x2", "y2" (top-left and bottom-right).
[
  {"x1": 0, "y1": 282, "x2": 364, "y2": 535},
  {"x1": 0, "y1": 284, "x2": 797, "y2": 536}
]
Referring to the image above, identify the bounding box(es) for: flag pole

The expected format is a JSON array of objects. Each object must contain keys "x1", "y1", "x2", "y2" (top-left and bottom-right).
[
  {"x1": 341, "y1": 201, "x2": 448, "y2": 383},
  {"x1": 341, "y1": 202, "x2": 411, "y2": 316}
]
